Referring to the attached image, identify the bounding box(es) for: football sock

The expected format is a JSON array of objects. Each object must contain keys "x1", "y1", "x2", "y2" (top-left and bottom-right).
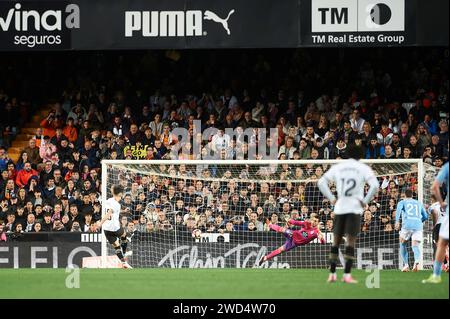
[
  {"x1": 265, "y1": 248, "x2": 283, "y2": 261},
  {"x1": 115, "y1": 247, "x2": 124, "y2": 262},
  {"x1": 329, "y1": 246, "x2": 339, "y2": 273},
  {"x1": 433, "y1": 260, "x2": 443, "y2": 277},
  {"x1": 400, "y1": 242, "x2": 408, "y2": 266},
  {"x1": 412, "y1": 245, "x2": 420, "y2": 264},
  {"x1": 121, "y1": 238, "x2": 128, "y2": 255},
  {"x1": 344, "y1": 246, "x2": 355, "y2": 274}
]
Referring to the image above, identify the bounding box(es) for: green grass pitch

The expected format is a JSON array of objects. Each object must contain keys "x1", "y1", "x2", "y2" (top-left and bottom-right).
[{"x1": 0, "y1": 269, "x2": 447, "y2": 299}]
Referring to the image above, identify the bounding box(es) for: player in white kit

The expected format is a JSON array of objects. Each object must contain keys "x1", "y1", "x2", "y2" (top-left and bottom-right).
[
  {"x1": 98, "y1": 185, "x2": 133, "y2": 269},
  {"x1": 429, "y1": 195, "x2": 448, "y2": 272},
  {"x1": 318, "y1": 145, "x2": 379, "y2": 283},
  {"x1": 423, "y1": 162, "x2": 448, "y2": 283}
]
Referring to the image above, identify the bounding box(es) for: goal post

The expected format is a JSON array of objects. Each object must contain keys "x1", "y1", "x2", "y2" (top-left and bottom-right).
[
  {"x1": 100, "y1": 159, "x2": 435, "y2": 269},
  {"x1": 100, "y1": 158, "x2": 108, "y2": 268}
]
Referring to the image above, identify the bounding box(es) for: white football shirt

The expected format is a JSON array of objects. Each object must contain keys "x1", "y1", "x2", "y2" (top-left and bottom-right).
[
  {"x1": 319, "y1": 159, "x2": 379, "y2": 215},
  {"x1": 102, "y1": 197, "x2": 121, "y2": 232},
  {"x1": 429, "y1": 202, "x2": 445, "y2": 225}
]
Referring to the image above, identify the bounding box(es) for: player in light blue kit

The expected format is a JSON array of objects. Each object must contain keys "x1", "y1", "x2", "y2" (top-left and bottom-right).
[
  {"x1": 395, "y1": 189, "x2": 428, "y2": 272},
  {"x1": 423, "y1": 162, "x2": 448, "y2": 284}
]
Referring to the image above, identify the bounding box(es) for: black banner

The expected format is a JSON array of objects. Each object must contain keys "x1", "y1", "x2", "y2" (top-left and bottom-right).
[
  {"x1": 0, "y1": 231, "x2": 405, "y2": 268},
  {"x1": 0, "y1": 0, "x2": 75, "y2": 50},
  {"x1": 127, "y1": 231, "x2": 402, "y2": 269},
  {"x1": 0, "y1": 0, "x2": 447, "y2": 51},
  {"x1": 300, "y1": 0, "x2": 418, "y2": 46},
  {"x1": 0, "y1": 242, "x2": 100, "y2": 268}
]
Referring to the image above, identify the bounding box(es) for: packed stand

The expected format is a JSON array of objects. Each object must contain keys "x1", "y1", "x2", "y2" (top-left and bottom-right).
[{"x1": 0, "y1": 48, "x2": 448, "y2": 241}]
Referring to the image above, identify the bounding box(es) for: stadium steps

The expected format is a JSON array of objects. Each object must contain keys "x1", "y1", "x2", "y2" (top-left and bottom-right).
[{"x1": 7, "y1": 105, "x2": 52, "y2": 163}]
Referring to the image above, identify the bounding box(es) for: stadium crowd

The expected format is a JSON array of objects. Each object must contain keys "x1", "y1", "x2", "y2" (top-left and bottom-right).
[{"x1": 0, "y1": 48, "x2": 448, "y2": 241}]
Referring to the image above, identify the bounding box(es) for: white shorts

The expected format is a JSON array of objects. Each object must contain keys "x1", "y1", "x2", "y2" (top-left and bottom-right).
[
  {"x1": 400, "y1": 229, "x2": 423, "y2": 242},
  {"x1": 439, "y1": 215, "x2": 449, "y2": 241}
]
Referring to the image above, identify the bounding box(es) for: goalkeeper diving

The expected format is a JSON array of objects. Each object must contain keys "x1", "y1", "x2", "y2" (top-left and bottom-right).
[{"x1": 258, "y1": 217, "x2": 325, "y2": 265}]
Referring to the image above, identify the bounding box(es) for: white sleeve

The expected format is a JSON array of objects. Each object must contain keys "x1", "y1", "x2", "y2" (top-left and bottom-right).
[
  {"x1": 318, "y1": 166, "x2": 336, "y2": 202},
  {"x1": 104, "y1": 199, "x2": 114, "y2": 213},
  {"x1": 363, "y1": 166, "x2": 379, "y2": 205},
  {"x1": 225, "y1": 134, "x2": 231, "y2": 147},
  {"x1": 323, "y1": 165, "x2": 335, "y2": 181},
  {"x1": 381, "y1": 178, "x2": 389, "y2": 189}
]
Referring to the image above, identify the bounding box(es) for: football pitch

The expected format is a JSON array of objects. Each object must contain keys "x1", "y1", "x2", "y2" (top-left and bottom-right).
[{"x1": 0, "y1": 268, "x2": 448, "y2": 299}]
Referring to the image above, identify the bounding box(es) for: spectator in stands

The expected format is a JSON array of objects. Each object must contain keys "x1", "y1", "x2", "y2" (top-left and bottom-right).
[
  {"x1": 390, "y1": 133, "x2": 402, "y2": 155},
  {"x1": 125, "y1": 124, "x2": 142, "y2": 146},
  {"x1": 32, "y1": 222, "x2": 41, "y2": 232},
  {"x1": 3, "y1": 179, "x2": 16, "y2": 200},
  {"x1": 381, "y1": 144, "x2": 396, "y2": 159},
  {"x1": 50, "y1": 128, "x2": 67, "y2": 149},
  {"x1": 4, "y1": 210, "x2": 14, "y2": 231},
  {"x1": 211, "y1": 127, "x2": 231, "y2": 153},
  {"x1": 278, "y1": 136, "x2": 297, "y2": 159},
  {"x1": 67, "y1": 204, "x2": 82, "y2": 229},
  {"x1": 62, "y1": 117, "x2": 78, "y2": 143},
  {"x1": 406, "y1": 135, "x2": 419, "y2": 158},
  {"x1": 7, "y1": 162, "x2": 17, "y2": 182},
  {"x1": 365, "y1": 136, "x2": 385, "y2": 159},
  {"x1": 302, "y1": 122, "x2": 319, "y2": 146},
  {"x1": 429, "y1": 135, "x2": 444, "y2": 159},
  {"x1": 16, "y1": 188, "x2": 28, "y2": 207},
  {"x1": 134, "y1": 214, "x2": 147, "y2": 233},
  {"x1": 336, "y1": 120, "x2": 357, "y2": 146},
  {"x1": 400, "y1": 145, "x2": 413, "y2": 159},
  {"x1": 325, "y1": 219, "x2": 334, "y2": 232},
  {"x1": 24, "y1": 213, "x2": 36, "y2": 232},
  {"x1": 149, "y1": 139, "x2": 168, "y2": 159},
  {"x1": 350, "y1": 108, "x2": 365, "y2": 133},
  {"x1": 332, "y1": 138, "x2": 347, "y2": 159},
  {"x1": 15, "y1": 151, "x2": 29, "y2": 171},
  {"x1": 80, "y1": 140, "x2": 99, "y2": 168},
  {"x1": 399, "y1": 123, "x2": 412, "y2": 147},
  {"x1": 361, "y1": 210, "x2": 373, "y2": 233},
  {"x1": 0, "y1": 49, "x2": 447, "y2": 243},
  {"x1": 15, "y1": 162, "x2": 38, "y2": 188},
  {"x1": 86, "y1": 104, "x2": 104, "y2": 130},
  {"x1": 384, "y1": 222, "x2": 394, "y2": 232},
  {"x1": 70, "y1": 221, "x2": 81, "y2": 232},
  {"x1": 67, "y1": 103, "x2": 86, "y2": 124},
  {"x1": 8, "y1": 223, "x2": 24, "y2": 240},
  {"x1": 52, "y1": 219, "x2": 65, "y2": 231},
  {"x1": 0, "y1": 222, "x2": 7, "y2": 241},
  {"x1": 377, "y1": 121, "x2": 393, "y2": 145},
  {"x1": 22, "y1": 139, "x2": 40, "y2": 167},
  {"x1": 41, "y1": 212, "x2": 53, "y2": 231},
  {"x1": 40, "y1": 111, "x2": 59, "y2": 138},
  {"x1": 0, "y1": 148, "x2": 11, "y2": 172},
  {"x1": 39, "y1": 137, "x2": 57, "y2": 163},
  {"x1": 438, "y1": 120, "x2": 448, "y2": 148},
  {"x1": 0, "y1": 170, "x2": 8, "y2": 192},
  {"x1": 360, "y1": 122, "x2": 373, "y2": 147}
]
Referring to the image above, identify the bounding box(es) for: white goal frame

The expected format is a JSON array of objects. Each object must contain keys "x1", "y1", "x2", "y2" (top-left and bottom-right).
[{"x1": 101, "y1": 158, "x2": 425, "y2": 269}]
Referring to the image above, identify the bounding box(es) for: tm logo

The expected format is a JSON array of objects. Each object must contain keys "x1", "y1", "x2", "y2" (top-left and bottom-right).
[{"x1": 312, "y1": 0, "x2": 404, "y2": 32}]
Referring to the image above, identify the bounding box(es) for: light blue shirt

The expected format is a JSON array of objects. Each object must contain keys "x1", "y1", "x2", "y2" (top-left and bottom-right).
[
  {"x1": 396, "y1": 198, "x2": 428, "y2": 231},
  {"x1": 435, "y1": 162, "x2": 449, "y2": 215}
]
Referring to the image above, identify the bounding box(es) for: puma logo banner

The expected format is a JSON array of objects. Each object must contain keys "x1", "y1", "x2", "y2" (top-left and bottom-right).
[{"x1": 125, "y1": 9, "x2": 235, "y2": 37}]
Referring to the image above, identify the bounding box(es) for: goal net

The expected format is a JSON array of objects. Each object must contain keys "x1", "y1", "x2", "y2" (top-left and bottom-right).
[{"x1": 101, "y1": 159, "x2": 436, "y2": 269}]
